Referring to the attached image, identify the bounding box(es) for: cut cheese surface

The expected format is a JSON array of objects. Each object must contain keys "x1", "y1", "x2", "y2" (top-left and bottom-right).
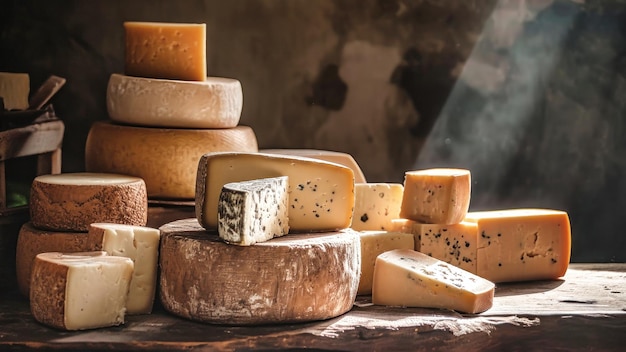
[
  {"x1": 261, "y1": 149, "x2": 367, "y2": 183},
  {"x1": 29, "y1": 172, "x2": 148, "y2": 232},
  {"x1": 0, "y1": 72, "x2": 29, "y2": 110},
  {"x1": 196, "y1": 152, "x2": 355, "y2": 232},
  {"x1": 372, "y1": 249, "x2": 495, "y2": 314},
  {"x1": 463, "y1": 209, "x2": 571, "y2": 283},
  {"x1": 85, "y1": 121, "x2": 258, "y2": 199},
  {"x1": 413, "y1": 221, "x2": 479, "y2": 274},
  {"x1": 124, "y1": 22, "x2": 206, "y2": 81},
  {"x1": 29, "y1": 251, "x2": 134, "y2": 331},
  {"x1": 107, "y1": 73, "x2": 243, "y2": 129},
  {"x1": 15, "y1": 222, "x2": 90, "y2": 297},
  {"x1": 357, "y1": 231, "x2": 414, "y2": 295},
  {"x1": 159, "y1": 218, "x2": 361, "y2": 325},
  {"x1": 218, "y1": 176, "x2": 289, "y2": 246},
  {"x1": 352, "y1": 183, "x2": 403, "y2": 231},
  {"x1": 87, "y1": 223, "x2": 160, "y2": 314}
]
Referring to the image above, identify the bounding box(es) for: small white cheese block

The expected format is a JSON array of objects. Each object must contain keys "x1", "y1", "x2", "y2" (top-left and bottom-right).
[
  {"x1": 261, "y1": 149, "x2": 367, "y2": 183},
  {"x1": 413, "y1": 221, "x2": 479, "y2": 274},
  {"x1": 15, "y1": 222, "x2": 90, "y2": 297},
  {"x1": 29, "y1": 251, "x2": 134, "y2": 331},
  {"x1": 87, "y1": 223, "x2": 160, "y2": 314},
  {"x1": 107, "y1": 74, "x2": 243, "y2": 129},
  {"x1": 464, "y1": 208, "x2": 571, "y2": 283},
  {"x1": 29, "y1": 172, "x2": 148, "y2": 232},
  {"x1": 352, "y1": 183, "x2": 404, "y2": 231},
  {"x1": 196, "y1": 152, "x2": 355, "y2": 232},
  {"x1": 372, "y1": 249, "x2": 495, "y2": 314},
  {"x1": 85, "y1": 121, "x2": 258, "y2": 199},
  {"x1": 0, "y1": 72, "x2": 29, "y2": 110},
  {"x1": 400, "y1": 168, "x2": 471, "y2": 225},
  {"x1": 218, "y1": 176, "x2": 289, "y2": 246},
  {"x1": 159, "y1": 219, "x2": 361, "y2": 325},
  {"x1": 357, "y1": 231, "x2": 414, "y2": 295}
]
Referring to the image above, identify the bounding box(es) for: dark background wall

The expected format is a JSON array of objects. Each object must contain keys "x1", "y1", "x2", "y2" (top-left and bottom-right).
[{"x1": 1, "y1": 0, "x2": 625, "y2": 262}]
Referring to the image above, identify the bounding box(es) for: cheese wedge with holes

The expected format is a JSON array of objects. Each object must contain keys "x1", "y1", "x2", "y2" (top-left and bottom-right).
[
  {"x1": 352, "y1": 183, "x2": 403, "y2": 231},
  {"x1": 29, "y1": 172, "x2": 147, "y2": 232},
  {"x1": 413, "y1": 222, "x2": 479, "y2": 274},
  {"x1": 400, "y1": 168, "x2": 471, "y2": 224},
  {"x1": 372, "y1": 249, "x2": 494, "y2": 314},
  {"x1": 124, "y1": 22, "x2": 206, "y2": 81},
  {"x1": 15, "y1": 222, "x2": 90, "y2": 297},
  {"x1": 218, "y1": 176, "x2": 289, "y2": 246},
  {"x1": 29, "y1": 251, "x2": 134, "y2": 331},
  {"x1": 196, "y1": 152, "x2": 355, "y2": 232},
  {"x1": 463, "y1": 209, "x2": 571, "y2": 282},
  {"x1": 159, "y1": 219, "x2": 361, "y2": 324},
  {"x1": 107, "y1": 73, "x2": 243, "y2": 129},
  {"x1": 87, "y1": 223, "x2": 160, "y2": 314},
  {"x1": 0, "y1": 72, "x2": 29, "y2": 110},
  {"x1": 85, "y1": 121, "x2": 258, "y2": 199},
  {"x1": 261, "y1": 149, "x2": 367, "y2": 183}
]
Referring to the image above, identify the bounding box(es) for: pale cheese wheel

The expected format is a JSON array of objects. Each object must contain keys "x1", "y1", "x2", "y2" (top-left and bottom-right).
[
  {"x1": 85, "y1": 121, "x2": 258, "y2": 199},
  {"x1": 107, "y1": 73, "x2": 243, "y2": 129},
  {"x1": 29, "y1": 172, "x2": 148, "y2": 232},
  {"x1": 159, "y1": 218, "x2": 361, "y2": 325},
  {"x1": 15, "y1": 222, "x2": 90, "y2": 297}
]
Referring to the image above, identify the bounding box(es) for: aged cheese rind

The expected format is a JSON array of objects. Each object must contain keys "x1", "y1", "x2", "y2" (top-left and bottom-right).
[
  {"x1": 124, "y1": 22, "x2": 206, "y2": 81},
  {"x1": 463, "y1": 208, "x2": 571, "y2": 283},
  {"x1": 159, "y1": 218, "x2": 361, "y2": 325},
  {"x1": 196, "y1": 152, "x2": 355, "y2": 232},
  {"x1": 30, "y1": 251, "x2": 134, "y2": 331},
  {"x1": 372, "y1": 249, "x2": 494, "y2": 314},
  {"x1": 15, "y1": 222, "x2": 90, "y2": 297},
  {"x1": 261, "y1": 149, "x2": 367, "y2": 183},
  {"x1": 87, "y1": 223, "x2": 160, "y2": 314},
  {"x1": 29, "y1": 172, "x2": 148, "y2": 232},
  {"x1": 107, "y1": 73, "x2": 243, "y2": 129},
  {"x1": 218, "y1": 176, "x2": 289, "y2": 246},
  {"x1": 0, "y1": 72, "x2": 29, "y2": 110},
  {"x1": 400, "y1": 168, "x2": 471, "y2": 225},
  {"x1": 85, "y1": 121, "x2": 258, "y2": 199},
  {"x1": 352, "y1": 183, "x2": 403, "y2": 231},
  {"x1": 357, "y1": 231, "x2": 414, "y2": 295}
]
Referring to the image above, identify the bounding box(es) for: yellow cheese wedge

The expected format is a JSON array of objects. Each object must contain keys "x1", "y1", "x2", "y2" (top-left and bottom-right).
[
  {"x1": 412, "y1": 221, "x2": 479, "y2": 274},
  {"x1": 107, "y1": 73, "x2": 243, "y2": 129},
  {"x1": 30, "y1": 251, "x2": 134, "y2": 331},
  {"x1": 352, "y1": 183, "x2": 403, "y2": 231},
  {"x1": 0, "y1": 72, "x2": 29, "y2": 110},
  {"x1": 124, "y1": 22, "x2": 206, "y2": 81},
  {"x1": 85, "y1": 121, "x2": 258, "y2": 199},
  {"x1": 87, "y1": 223, "x2": 160, "y2": 315},
  {"x1": 29, "y1": 172, "x2": 148, "y2": 232},
  {"x1": 261, "y1": 149, "x2": 367, "y2": 183},
  {"x1": 463, "y1": 208, "x2": 571, "y2": 282},
  {"x1": 196, "y1": 152, "x2": 355, "y2": 232},
  {"x1": 15, "y1": 222, "x2": 90, "y2": 297},
  {"x1": 400, "y1": 168, "x2": 471, "y2": 224},
  {"x1": 159, "y1": 219, "x2": 361, "y2": 324},
  {"x1": 372, "y1": 249, "x2": 495, "y2": 314}
]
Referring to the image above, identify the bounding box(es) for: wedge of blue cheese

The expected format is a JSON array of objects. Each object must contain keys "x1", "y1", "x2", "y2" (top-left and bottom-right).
[{"x1": 218, "y1": 176, "x2": 289, "y2": 246}]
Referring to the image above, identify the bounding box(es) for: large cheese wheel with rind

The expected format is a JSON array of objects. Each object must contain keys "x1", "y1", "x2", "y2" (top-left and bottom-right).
[
  {"x1": 159, "y1": 218, "x2": 361, "y2": 325},
  {"x1": 85, "y1": 121, "x2": 258, "y2": 199}
]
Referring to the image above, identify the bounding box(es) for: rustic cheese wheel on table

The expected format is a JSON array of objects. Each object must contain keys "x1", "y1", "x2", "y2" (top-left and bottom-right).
[{"x1": 159, "y1": 218, "x2": 361, "y2": 325}]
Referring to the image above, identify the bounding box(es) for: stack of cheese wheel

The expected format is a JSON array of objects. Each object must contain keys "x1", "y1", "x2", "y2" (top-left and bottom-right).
[{"x1": 85, "y1": 22, "x2": 259, "y2": 201}]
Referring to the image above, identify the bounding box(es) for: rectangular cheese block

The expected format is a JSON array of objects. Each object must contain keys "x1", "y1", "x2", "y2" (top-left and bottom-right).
[
  {"x1": 218, "y1": 176, "x2": 289, "y2": 245},
  {"x1": 87, "y1": 223, "x2": 160, "y2": 314},
  {"x1": 351, "y1": 183, "x2": 404, "y2": 231},
  {"x1": 372, "y1": 249, "x2": 495, "y2": 314},
  {"x1": 413, "y1": 221, "x2": 479, "y2": 274},
  {"x1": 196, "y1": 152, "x2": 355, "y2": 232},
  {"x1": 124, "y1": 22, "x2": 207, "y2": 81},
  {"x1": 0, "y1": 72, "x2": 29, "y2": 110},
  {"x1": 464, "y1": 209, "x2": 571, "y2": 282},
  {"x1": 357, "y1": 231, "x2": 414, "y2": 295}
]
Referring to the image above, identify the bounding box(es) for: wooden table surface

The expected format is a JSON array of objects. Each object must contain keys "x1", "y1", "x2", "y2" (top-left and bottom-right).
[{"x1": 1, "y1": 263, "x2": 625, "y2": 351}]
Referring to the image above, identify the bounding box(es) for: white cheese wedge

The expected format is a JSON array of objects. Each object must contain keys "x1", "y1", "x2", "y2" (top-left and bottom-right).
[
  {"x1": 261, "y1": 149, "x2": 367, "y2": 183},
  {"x1": 87, "y1": 223, "x2": 160, "y2": 314},
  {"x1": 159, "y1": 218, "x2": 361, "y2": 325},
  {"x1": 85, "y1": 121, "x2": 258, "y2": 199},
  {"x1": 0, "y1": 72, "x2": 29, "y2": 110},
  {"x1": 196, "y1": 152, "x2": 355, "y2": 232},
  {"x1": 107, "y1": 74, "x2": 243, "y2": 129},
  {"x1": 218, "y1": 176, "x2": 289, "y2": 246},
  {"x1": 29, "y1": 172, "x2": 147, "y2": 232},
  {"x1": 352, "y1": 183, "x2": 404, "y2": 231},
  {"x1": 29, "y1": 251, "x2": 134, "y2": 331},
  {"x1": 372, "y1": 249, "x2": 494, "y2": 314}
]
